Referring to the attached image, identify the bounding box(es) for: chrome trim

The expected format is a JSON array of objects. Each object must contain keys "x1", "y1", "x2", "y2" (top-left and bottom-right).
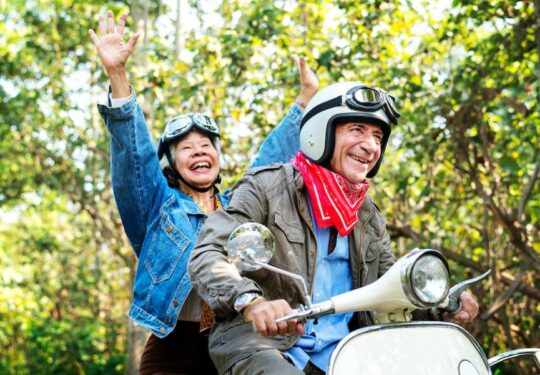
[
  {"x1": 328, "y1": 321, "x2": 490, "y2": 373},
  {"x1": 400, "y1": 249, "x2": 450, "y2": 308},
  {"x1": 459, "y1": 359, "x2": 481, "y2": 375},
  {"x1": 253, "y1": 260, "x2": 312, "y2": 308},
  {"x1": 488, "y1": 348, "x2": 540, "y2": 367}
]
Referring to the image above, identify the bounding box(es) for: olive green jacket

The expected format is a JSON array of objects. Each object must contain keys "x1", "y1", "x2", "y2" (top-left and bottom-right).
[{"x1": 188, "y1": 163, "x2": 395, "y2": 374}]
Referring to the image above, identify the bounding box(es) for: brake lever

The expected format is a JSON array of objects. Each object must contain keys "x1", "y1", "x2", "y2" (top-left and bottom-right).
[{"x1": 440, "y1": 269, "x2": 491, "y2": 315}]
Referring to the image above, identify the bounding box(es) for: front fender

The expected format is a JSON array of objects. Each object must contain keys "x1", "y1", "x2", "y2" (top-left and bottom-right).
[{"x1": 328, "y1": 322, "x2": 490, "y2": 375}]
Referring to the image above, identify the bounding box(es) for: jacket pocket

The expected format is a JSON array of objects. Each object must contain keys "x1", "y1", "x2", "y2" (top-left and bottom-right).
[
  {"x1": 273, "y1": 211, "x2": 304, "y2": 244},
  {"x1": 144, "y1": 213, "x2": 191, "y2": 284},
  {"x1": 365, "y1": 240, "x2": 384, "y2": 262}
]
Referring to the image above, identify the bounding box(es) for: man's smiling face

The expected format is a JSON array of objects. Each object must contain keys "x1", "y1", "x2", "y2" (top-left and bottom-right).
[{"x1": 329, "y1": 122, "x2": 383, "y2": 184}]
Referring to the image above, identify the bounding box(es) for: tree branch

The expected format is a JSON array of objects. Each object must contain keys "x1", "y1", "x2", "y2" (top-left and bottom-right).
[
  {"x1": 387, "y1": 223, "x2": 540, "y2": 300},
  {"x1": 466, "y1": 158, "x2": 540, "y2": 269},
  {"x1": 480, "y1": 271, "x2": 524, "y2": 320},
  {"x1": 517, "y1": 154, "x2": 539, "y2": 219},
  {"x1": 500, "y1": 272, "x2": 540, "y2": 300}
]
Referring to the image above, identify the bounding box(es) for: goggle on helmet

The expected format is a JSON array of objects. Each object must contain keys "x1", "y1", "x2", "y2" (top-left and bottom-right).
[
  {"x1": 299, "y1": 82, "x2": 400, "y2": 178},
  {"x1": 157, "y1": 113, "x2": 220, "y2": 161}
]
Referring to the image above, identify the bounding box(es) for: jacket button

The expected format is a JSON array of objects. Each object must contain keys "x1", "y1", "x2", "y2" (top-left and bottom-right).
[
  {"x1": 173, "y1": 299, "x2": 179, "y2": 308},
  {"x1": 159, "y1": 327, "x2": 165, "y2": 334},
  {"x1": 165, "y1": 226, "x2": 173, "y2": 233}
]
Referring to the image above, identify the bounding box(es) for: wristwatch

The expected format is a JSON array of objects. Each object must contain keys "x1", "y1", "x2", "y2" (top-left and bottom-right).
[{"x1": 233, "y1": 292, "x2": 262, "y2": 313}]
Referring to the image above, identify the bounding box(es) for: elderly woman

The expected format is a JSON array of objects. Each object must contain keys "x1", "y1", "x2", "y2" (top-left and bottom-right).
[{"x1": 90, "y1": 11, "x2": 318, "y2": 375}]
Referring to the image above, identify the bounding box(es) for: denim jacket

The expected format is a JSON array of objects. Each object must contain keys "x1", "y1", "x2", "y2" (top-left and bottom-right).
[{"x1": 97, "y1": 92, "x2": 302, "y2": 337}]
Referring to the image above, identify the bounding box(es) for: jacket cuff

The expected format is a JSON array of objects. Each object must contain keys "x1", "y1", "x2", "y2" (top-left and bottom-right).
[
  {"x1": 96, "y1": 85, "x2": 137, "y2": 120},
  {"x1": 289, "y1": 103, "x2": 304, "y2": 124},
  {"x1": 211, "y1": 277, "x2": 264, "y2": 318}
]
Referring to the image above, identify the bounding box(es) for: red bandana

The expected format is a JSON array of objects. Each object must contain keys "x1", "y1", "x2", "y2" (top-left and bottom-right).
[{"x1": 291, "y1": 152, "x2": 369, "y2": 236}]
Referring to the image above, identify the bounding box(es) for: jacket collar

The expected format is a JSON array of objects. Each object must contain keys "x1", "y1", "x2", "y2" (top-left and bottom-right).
[
  {"x1": 293, "y1": 167, "x2": 314, "y2": 234},
  {"x1": 176, "y1": 190, "x2": 228, "y2": 216}
]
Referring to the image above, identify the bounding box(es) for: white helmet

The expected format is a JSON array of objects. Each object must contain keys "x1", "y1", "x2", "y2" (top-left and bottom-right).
[{"x1": 299, "y1": 82, "x2": 399, "y2": 177}]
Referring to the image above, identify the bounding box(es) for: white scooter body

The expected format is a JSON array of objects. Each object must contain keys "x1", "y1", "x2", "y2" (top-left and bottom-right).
[
  {"x1": 329, "y1": 322, "x2": 490, "y2": 375},
  {"x1": 227, "y1": 223, "x2": 540, "y2": 375}
]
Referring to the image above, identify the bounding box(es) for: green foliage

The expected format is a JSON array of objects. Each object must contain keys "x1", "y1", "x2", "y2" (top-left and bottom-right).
[
  {"x1": 0, "y1": 194, "x2": 129, "y2": 373},
  {"x1": 1, "y1": 0, "x2": 539, "y2": 373}
]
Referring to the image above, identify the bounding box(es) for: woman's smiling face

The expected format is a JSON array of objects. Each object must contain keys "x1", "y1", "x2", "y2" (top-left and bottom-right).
[{"x1": 174, "y1": 130, "x2": 219, "y2": 190}]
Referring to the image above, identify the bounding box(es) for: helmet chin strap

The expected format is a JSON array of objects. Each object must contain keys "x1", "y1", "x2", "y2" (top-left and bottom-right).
[{"x1": 165, "y1": 147, "x2": 219, "y2": 193}]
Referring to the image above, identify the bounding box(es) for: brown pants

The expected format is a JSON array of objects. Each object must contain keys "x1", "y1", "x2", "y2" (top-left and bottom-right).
[{"x1": 139, "y1": 321, "x2": 217, "y2": 375}]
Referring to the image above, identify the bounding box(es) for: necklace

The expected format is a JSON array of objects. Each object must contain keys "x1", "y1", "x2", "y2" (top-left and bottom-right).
[{"x1": 182, "y1": 188, "x2": 220, "y2": 214}]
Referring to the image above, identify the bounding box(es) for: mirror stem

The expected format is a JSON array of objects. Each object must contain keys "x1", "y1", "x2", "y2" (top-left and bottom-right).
[{"x1": 253, "y1": 260, "x2": 312, "y2": 308}]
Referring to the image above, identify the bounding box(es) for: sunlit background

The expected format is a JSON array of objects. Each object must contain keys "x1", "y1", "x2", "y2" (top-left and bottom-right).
[{"x1": 1, "y1": 0, "x2": 538, "y2": 373}]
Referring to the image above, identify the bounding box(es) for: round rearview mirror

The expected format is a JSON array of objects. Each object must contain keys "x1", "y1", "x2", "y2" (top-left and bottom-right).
[{"x1": 226, "y1": 223, "x2": 275, "y2": 272}]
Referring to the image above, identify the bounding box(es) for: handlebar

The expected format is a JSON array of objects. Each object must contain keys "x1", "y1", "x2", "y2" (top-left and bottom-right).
[{"x1": 441, "y1": 269, "x2": 491, "y2": 315}]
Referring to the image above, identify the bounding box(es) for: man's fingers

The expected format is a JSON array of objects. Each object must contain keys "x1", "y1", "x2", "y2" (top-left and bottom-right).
[
  {"x1": 266, "y1": 319, "x2": 279, "y2": 336},
  {"x1": 254, "y1": 319, "x2": 269, "y2": 336},
  {"x1": 296, "y1": 322, "x2": 305, "y2": 336},
  {"x1": 295, "y1": 55, "x2": 307, "y2": 76},
  {"x1": 117, "y1": 13, "x2": 127, "y2": 35},
  {"x1": 98, "y1": 13, "x2": 106, "y2": 35},
  {"x1": 276, "y1": 319, "x2": 291, "y2": 336},
  {"x1": 88, "y1": 29, "x2": 99, "y2": 46},
  {"x1": 286, "y1": 318, "x2": 298, "y2": 335},
  {"x1": 460, "y1": 291, "x2": 479, "y2": 320},
  {"x1": 246, "y1": 299, "x2": 300, "y2": 337},
  {"x1": 457, "y1": 311, "x2": 471, "y2": 321},
  {"x1": 464, "y1": 298, "x2": 479, "y2": 320},
  {"x1": 106, "y1": 10, "x2": 115, "y2": 34},
  {"x1": 298, "y1": 56, "x2": 306, "y2": 71}
]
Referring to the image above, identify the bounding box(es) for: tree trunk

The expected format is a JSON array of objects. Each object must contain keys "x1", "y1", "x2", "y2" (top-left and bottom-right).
[
  {"x1": 126, "y1": 319, "x2": 150, "y2": 375},
  {"x1": 174, "y1": 0, "x2": 184, "y2": 60}
]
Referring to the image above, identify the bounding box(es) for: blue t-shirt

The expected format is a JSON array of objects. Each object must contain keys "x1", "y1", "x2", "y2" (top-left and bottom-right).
[{"x1": 285, "y1": 198, "x2": 354, "y2": 371}]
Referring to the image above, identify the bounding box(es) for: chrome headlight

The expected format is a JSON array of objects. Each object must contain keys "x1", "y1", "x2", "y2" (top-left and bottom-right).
[{"x1": 402, "y1": 249, "x2": 450, "y2": 307}]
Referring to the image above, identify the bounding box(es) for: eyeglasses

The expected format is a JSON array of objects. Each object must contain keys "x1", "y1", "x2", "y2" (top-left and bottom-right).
[
  {"x1": 345, "y1": 86, "x2": 400, "y2": 125},
  {"x1": 163, "y1": 113, "x2": 219, "y2": 141}
]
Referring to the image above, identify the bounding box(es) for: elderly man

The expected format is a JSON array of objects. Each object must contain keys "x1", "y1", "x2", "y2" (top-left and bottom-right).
[{"x1": 189, "y1": 82, "x2": 478, "y2": 374}]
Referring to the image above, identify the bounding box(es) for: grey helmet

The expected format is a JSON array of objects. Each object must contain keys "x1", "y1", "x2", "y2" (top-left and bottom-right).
[{"x1": 299, "y1": 82, "x2": 399, "y2": 178}]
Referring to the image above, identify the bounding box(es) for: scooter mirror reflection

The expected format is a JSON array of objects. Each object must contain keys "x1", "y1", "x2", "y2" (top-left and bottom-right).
[{"x1": 226, "y1": 223, "x2": 275, "y2": 272}]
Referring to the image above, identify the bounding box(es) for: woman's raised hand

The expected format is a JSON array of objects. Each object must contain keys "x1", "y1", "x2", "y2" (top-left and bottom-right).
[
  {"x1": 89, "y1": 11, "x2": 140, "y2": 97},
  {"x1": 89, "y1": 11, "x2": 140, "y2": 75}
]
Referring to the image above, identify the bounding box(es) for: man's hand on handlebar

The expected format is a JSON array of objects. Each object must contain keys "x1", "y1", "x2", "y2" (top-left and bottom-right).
[
  {"x1": 443, "y1": 291, "x2": 479, "y2": 324},
  {"x1": 244, "y1": 299, "x2": 305, "y2": 337}
]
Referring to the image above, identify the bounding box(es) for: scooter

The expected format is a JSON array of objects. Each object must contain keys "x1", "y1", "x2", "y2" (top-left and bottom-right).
[{"x1": 226, "y1": 222, "x2": 540, "y2": 375}]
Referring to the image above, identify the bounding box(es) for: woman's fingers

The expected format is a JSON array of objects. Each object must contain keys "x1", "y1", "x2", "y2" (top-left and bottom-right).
[
  {"x1": 106, "y1": 10, "x2": 115, "y2": 33},
  {"x1": 126, "y1": 33, "x2": 141, "y2": 54},
  {"x1": 117, "y1": 13, "x2": 127, "y2": 36},
  {"x1": 88, "y1": 29, "x2": 99, "y2": 46},
  {"x1": 98, "y1": 13, "x2": 106, "y2": 35}
]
